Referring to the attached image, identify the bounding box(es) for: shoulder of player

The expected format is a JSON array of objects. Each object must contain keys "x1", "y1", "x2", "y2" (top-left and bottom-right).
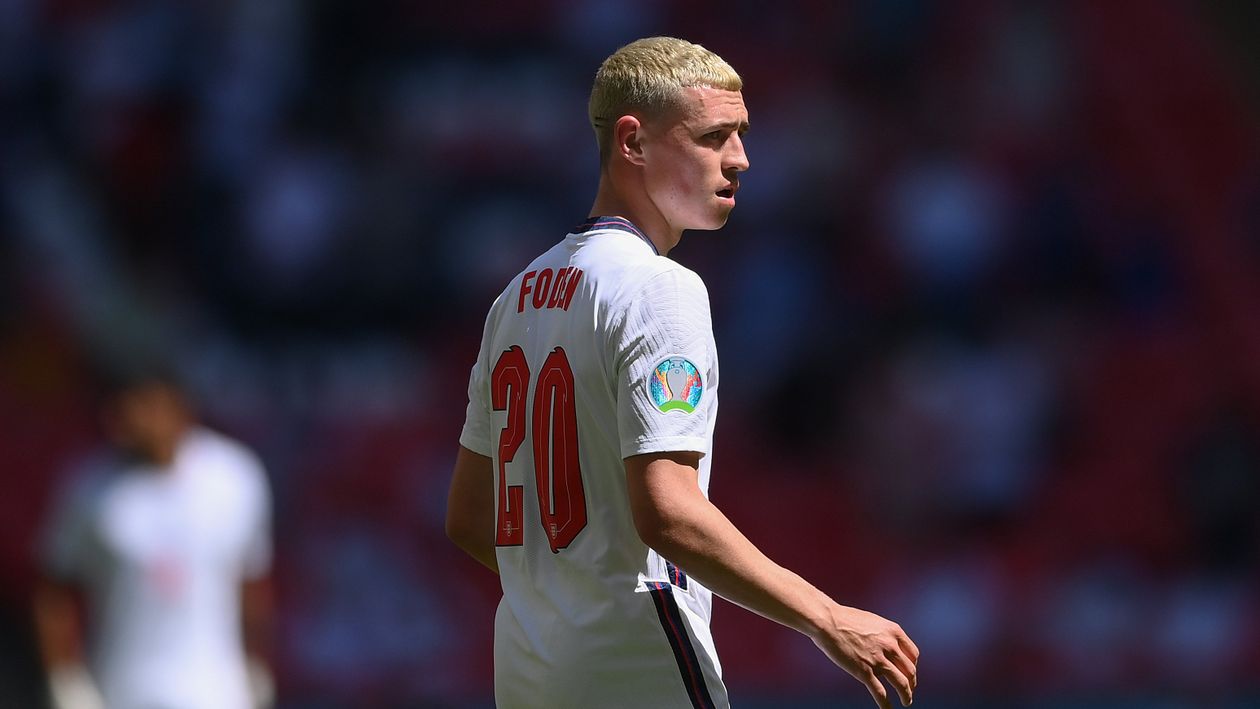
[
  {"x1": 623, "y1": 259, "x2": 711, "y2": 307},
  {"x1": 48, "y1": 453, "x2": 117, "y2": 510},
  {"x1": 603, "y1": 259, "x2": 714, "y2": 347},
  {"x1": 182, "y1": 427, "x2": 268, "y2": 482}
]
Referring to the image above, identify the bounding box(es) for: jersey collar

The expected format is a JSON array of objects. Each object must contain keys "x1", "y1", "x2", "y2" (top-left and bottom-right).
[{"x1": 573, "y1": 216, "x2": 658, "y2": 256}]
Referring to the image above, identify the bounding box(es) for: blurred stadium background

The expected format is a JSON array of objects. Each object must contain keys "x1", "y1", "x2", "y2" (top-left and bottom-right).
[{"x1": 3, "y1": 0, "x2": 1260, "y2": 707}]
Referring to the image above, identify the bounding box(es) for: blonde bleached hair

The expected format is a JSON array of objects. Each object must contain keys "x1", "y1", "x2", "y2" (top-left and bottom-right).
[{"x1": 589, "y1": 36, "x2": 742, "y2": 163}]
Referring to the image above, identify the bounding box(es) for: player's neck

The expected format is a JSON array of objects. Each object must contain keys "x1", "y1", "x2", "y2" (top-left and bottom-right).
[
  {"x1": 589, "y1": 176, "x2": 681, "y2": 257},
  {"x1": 127, "y1": 424, "x2": 190, "y2": 471}
]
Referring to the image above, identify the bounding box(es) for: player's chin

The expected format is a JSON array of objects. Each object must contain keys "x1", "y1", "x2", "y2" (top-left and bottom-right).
[
  {"x1": 692, "y1": 204, "x2": 735, "y2": 231},
  {"x1": 688, "y1": 216, "x2": 731, "y2": 231}
]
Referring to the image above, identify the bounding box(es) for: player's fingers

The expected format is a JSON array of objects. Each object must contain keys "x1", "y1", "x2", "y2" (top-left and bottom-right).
[
  {"x1": 896, "y1": 628, "x2": 920, "y2": 664},
  {"x1": 885, "y1": 646, "x2": 917, "y2": 692},
  {"x1": 861, "y1": 669, "x2": 892, "y2": 709},
  {"x1": 876, "y1": 659, "x2": 914, "y2": 707}
]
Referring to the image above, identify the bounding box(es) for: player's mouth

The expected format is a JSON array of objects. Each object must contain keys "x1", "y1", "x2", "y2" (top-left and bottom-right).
[{"x1": 716, "y1": 183, "x2": 738, "y2": 203}]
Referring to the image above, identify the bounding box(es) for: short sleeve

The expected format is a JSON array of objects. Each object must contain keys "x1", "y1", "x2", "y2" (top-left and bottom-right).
[
  {"x1": 39, "y1": 469, "x2": 103, "y2": 581},
  {"x1": 240, "y1": 455, "x2": 273, "y2": 580},
  {"x1": 459, "y1": 309, "x2": 495, "y2": 457},
  {"x1": 614, "y1": 267, "x2": 717, "y2": 459}
]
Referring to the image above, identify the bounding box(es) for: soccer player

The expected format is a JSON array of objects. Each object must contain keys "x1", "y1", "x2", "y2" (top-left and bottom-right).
[
  {"x1": 34, "y1": 366, "x2": 274, "y2": 709},
  {"x1": 446, "y1": 36, "x2": 919, "y2": 709}
]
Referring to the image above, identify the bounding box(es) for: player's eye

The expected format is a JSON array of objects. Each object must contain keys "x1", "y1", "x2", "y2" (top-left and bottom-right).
[{"x1": 703, "y1": 130, "x2": 725, "y2": 143}]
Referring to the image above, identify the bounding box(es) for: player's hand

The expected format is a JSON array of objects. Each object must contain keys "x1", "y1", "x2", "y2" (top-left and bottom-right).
[
  {"x1": 47, "y1": 664, "x2": 105, "y2": 709},
  {"x1": 808, "y1": 603, "x2": 919, "y2": 708}
]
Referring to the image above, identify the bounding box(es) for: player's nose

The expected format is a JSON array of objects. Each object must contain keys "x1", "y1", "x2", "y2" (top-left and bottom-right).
[{"x1": 725, "y1": 133, "x2": 749, "y2": 173}]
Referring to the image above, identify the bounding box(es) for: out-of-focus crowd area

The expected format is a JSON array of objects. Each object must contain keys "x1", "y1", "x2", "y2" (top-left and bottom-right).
[{"x1": 2, "y1": 0, "x2": 1259, "y2": 706}]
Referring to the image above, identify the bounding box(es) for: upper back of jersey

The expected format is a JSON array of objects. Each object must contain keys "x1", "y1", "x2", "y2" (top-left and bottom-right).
[{"x1": 459, "y1": 217, "x2": 721, "y2": 684}]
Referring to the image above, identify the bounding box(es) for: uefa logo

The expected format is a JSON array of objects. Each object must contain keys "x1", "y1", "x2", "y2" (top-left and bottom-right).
[{"x1": 649, "y1": 357, "x2": 703, "y2": 413}]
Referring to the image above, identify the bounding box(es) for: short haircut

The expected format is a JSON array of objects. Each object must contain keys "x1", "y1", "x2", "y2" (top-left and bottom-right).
[
  {"x1": 92, "y1": 355, "x2": 184, "y2": 402},
  {"x1": 589, "y1": 36, "x2": 742, "y2": 164}
]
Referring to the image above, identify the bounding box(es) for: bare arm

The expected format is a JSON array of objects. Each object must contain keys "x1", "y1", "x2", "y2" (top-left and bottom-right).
[
  {"x1": 33, "y1": 575, "x2": 104, "y2": 709},
  {"x1": 445, "y1": 445, "x2": 499, "y2": 574},
  {"x1": 625, "y1": 451, "x2": 919, "y2": 709},
  {"x1": 241, "y1": 576, "x2": 273, "y2": 659},
  {"x1": 240, "y1": 575, "x2": 275, "y2": 706},
  {"x1": 32, "y1": 576, "x2": 83, "y2": 671}
]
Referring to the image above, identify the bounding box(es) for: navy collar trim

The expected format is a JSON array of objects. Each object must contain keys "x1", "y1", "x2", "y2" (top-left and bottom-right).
[{"x1": 573, "y1": 216, "x2": 658, "y2": 255}]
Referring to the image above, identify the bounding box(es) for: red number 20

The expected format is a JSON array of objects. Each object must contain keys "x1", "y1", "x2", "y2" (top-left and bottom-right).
[{"x1": 490, "y1": 345, "x2": 587, "y2": 553}]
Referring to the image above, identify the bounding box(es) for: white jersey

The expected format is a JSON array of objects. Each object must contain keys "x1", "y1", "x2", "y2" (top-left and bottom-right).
[
  {"x1": 460, "y1": 216, "x2": 727, "y2": 708},
  {"x1": 41, "y1": 426, "x2": 272, "y2": 709}
]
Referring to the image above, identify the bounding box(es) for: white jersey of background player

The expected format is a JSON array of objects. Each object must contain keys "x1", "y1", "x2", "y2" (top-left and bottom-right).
[
  {"x1": 447, "y1": 37, "x2": 920, "y2": 709},
  {"x1": 36, "y1": 373, "x2": 272, "y2": 709}
]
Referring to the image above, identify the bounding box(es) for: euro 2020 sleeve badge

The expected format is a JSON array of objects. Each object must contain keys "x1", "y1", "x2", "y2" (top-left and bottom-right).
[{"x1": 649, "y1": 357, "x2": 703, "y2": 413}]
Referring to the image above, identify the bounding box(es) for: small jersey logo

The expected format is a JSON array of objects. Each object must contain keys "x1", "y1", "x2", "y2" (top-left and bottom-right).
[{"x1": 649, "y1": 357, "x2": 703, "y2": 413}]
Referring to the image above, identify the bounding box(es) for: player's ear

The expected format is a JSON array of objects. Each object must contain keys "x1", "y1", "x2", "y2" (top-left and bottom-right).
[{"x1": 614, "y1": 115, "x2": 647, "y2": 166}]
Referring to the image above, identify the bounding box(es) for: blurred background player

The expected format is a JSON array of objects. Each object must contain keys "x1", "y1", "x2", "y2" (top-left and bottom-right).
[
  {"x1": 33, "y1": 363, "x2": 274, "y2": 709},
  {"x1": 447, "y1": 37, "x2": 918, "y2": 709}
]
